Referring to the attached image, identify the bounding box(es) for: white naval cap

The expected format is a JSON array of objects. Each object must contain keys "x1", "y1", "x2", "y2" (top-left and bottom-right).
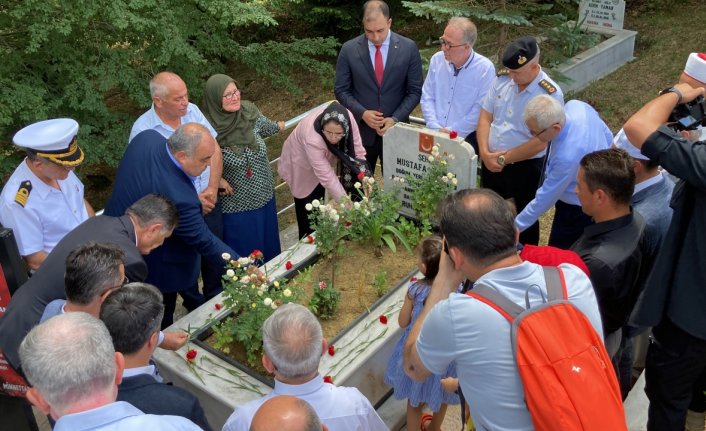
[
  {"x1": 684, "y1": 53, "x2": 706, "y2": 84},
  {"x1": 13, "y1": 118, "x2": 84, "y2": 166},
  {"x1": 613, "y1": 128, "x2": 649, "y2": 161}
]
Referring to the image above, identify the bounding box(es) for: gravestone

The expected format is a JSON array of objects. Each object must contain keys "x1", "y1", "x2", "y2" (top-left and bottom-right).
[
  {"x1": 579, "y1": 0, "x2": 626, "y2": 31},
  {"x1": 382, "y1": 123, "x2": 477, "y2": 219}
]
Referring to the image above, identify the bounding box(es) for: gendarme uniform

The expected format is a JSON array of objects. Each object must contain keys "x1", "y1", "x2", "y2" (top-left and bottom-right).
[{"x1": 0, "y1": 119, "x2": 89, "y2": 257}]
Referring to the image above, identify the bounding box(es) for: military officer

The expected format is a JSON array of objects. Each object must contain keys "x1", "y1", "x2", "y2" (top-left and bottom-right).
[
  {"x1": 0, "y1": 118, "x2": 94, "y2": 271},
  {"x1": 476, "y1": 36, "x2": 565, "y2": 245}
]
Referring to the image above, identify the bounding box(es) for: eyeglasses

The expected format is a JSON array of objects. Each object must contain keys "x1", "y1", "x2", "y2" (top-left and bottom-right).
[
  {"x1": 531, "y1": 123, "x2": 558, "y2": 138},
  {"x1": 443, "y1": 236, "x2": 455, "y2": 266},
  {"x1": 439, "y1": 37, "x2": 466, "y2": 49},
  {"x1": 223, "y1": 89, "x2": 241, "y2": 100},
  {"x1": 323, "y1": 130, "x2": 345, "y2": 138}
]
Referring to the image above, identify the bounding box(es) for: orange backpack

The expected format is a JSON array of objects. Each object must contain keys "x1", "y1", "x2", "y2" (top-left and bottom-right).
[{"x1": 467, "y1": 266, "x2": 627, "y2": 431}]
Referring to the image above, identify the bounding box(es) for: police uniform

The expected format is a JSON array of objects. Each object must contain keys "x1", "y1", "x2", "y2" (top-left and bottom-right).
[
  {"x1": 0, "y1": 119, "x2": 89, "y2": 257},
  {"x1": 480, "y1": 37, "x2": 564, "y2": 245}
]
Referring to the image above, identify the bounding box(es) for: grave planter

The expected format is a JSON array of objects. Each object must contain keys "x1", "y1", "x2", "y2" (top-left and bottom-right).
[
  {"x1": 555, "y1": 26, "x2": 637, "y2": 93},
  {"x1": 153, "y1": 240, "x2": 418, "y2": 429}
]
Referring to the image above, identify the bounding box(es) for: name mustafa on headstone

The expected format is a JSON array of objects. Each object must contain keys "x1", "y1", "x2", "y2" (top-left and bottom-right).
[
  {"x1": 383, "y1": 123, "x2": 477, "y2": 219},
  {"x1": 579, "y1": 0, "x2": 625, "y2": 31}
]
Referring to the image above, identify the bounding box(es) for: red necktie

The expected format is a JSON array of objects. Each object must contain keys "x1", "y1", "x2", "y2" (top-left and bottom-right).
[{"x1": 374, "y1": 45, "x2": 384, "y2": 86}]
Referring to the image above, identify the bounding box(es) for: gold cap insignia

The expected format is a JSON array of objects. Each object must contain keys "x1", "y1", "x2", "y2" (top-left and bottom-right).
[
  {"x1": 517, "y1": 55, "x2": 527, "y2": 65},
  {"x1": 15, "y1": 181, "x2": 32, "y2": 208}
]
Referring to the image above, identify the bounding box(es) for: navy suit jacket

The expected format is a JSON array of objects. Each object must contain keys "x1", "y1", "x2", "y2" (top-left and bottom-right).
[
  {"x1": 118, "y1": 373, "x2": 212, "y2": 431},
  {"x1": 104, "y1": 130, "x2": 236, "y2": 294},
  {"x1": 0, "y1": 215, "x2": 146, "y2": 370},
  {"x1": 334, "y1": 31, "x2": 423, "y2": 148}
]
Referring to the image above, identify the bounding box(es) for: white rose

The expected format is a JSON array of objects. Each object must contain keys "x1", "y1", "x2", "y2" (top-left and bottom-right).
[
  {"x1": 428, "y1": 156, "x2": 435, "y2": 162},
  {"x1": 446, "y1": 172, "x2": 454, "y2": 179},
  {"x1": 441, "y1": 176, "x2": 449, "y2": 183},
  {"x1": 305, "y1": 203, "x2": 313, "y2": 211},
  {"x1": 226, "y1": 269, "x2": 235, "y2": 277},
  {"x1": 354, "y1": 182, "x2": 361, "y2": 189},
  {"x1": 241, "y1": 275, "x2": 251, "y2": 284},
  {"x1": 257, "y1": 290, "x2": 264, "y2": 297},
  {"x1": 452, "y1": 178, "x2": 458, "y2": 186},
  {"x1": 238, "y1": 257, "x2": 250, "y2": 265},
  {"x1": 263, "y1": 298, "x2": 273, "y2": 306},
  {"x1": 221, "y1": 252, "x2": 231, "y2": 261},
  {"x1": 312, "y1": 199, "x2": 320, "y2": 208},
  {"x1": 271, "y1": 303, "x2": 278, "y2": 310},
  {"x1": 283, "y1": 289, "x2": 292, "y2": 297},
  {"x1": 368, "y1": 177, "x2": 375, "y2": 184},
  {"x1": 353, "y1": 202, "x2": 361, "y2": 210}
]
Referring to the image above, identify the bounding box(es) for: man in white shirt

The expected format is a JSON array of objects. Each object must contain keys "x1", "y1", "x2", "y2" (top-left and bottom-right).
[
  {"x1": 222, "y1": 303, "x2": 388, "y2": 431},
  {"x1": 421, "y1": 17, "x2": 495, "y2": 151}
]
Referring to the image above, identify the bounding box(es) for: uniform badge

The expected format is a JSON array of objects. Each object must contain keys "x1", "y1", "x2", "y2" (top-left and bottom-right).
[
  {"x1": 517, "y1": 56, "x2": 527, "y2": 65},
  {"x1": 496, "y1": 68, "x2": 510, "y2": 76},
  {"x1": 15, "y1": 181, "x2": 32, "y2": 207},
  {"x1": 539, "y1": 79, "x2": 557, "y2": 94}
]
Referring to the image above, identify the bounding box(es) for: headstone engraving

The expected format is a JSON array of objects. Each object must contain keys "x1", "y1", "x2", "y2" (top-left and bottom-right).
[{"x1": 579, "y1": 0, "x2": 626, "y2": 31}]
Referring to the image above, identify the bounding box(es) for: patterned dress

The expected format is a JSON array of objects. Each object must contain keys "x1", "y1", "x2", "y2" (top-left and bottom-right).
[
  {"x1": 221, "y1": 113, "x2": 281, "y2": 261},
  {"x1": 384, "y1": 280, "x2": 460, "y2": 411}
]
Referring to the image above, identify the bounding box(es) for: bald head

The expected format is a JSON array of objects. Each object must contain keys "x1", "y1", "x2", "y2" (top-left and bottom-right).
[
  {"x1": 150, "y1": 71, "x2": 189, "y2": 121},
  {"x1": 150, "y1": 72, "x2": 185, "y2": 98},
  {"x1": 250, "y1": 396, "x2": 325, "y2": 431}
]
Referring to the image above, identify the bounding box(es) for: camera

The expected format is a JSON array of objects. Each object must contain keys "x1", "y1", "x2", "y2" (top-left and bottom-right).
[{"x1": 668, "y1": 96, "x2": 706, "y2": 131}]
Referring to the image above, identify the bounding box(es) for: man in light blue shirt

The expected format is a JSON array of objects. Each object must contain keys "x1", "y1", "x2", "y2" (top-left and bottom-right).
[
  {"x1": 421, "y1": 17, "x2": 495, "y2": 149},
  {"x1": 19, "y1": 312, "x2": 202, "y2": 431},
  {"x1": 222, "y1": 304, "x2": 388, "y2": 431},
  {"x1": 515, "y1": 95, "x2": 612, "y2": 248}
]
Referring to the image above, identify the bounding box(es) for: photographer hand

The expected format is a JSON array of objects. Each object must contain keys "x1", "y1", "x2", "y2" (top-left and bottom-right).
[{"x1": 674, "y1": 83, "x2": 706, "y2": 104}]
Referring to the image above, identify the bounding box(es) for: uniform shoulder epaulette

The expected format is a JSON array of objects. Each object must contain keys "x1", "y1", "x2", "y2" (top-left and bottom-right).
[
  {"x1": 14, "y1": 180, "x2": 32, "y2": 207},
  {"x1": 496, "y1": 68, "x2": 510, "y2": 76},
  {"x1": 539, "y1": 79, "x2": 557, "y2": 94}
]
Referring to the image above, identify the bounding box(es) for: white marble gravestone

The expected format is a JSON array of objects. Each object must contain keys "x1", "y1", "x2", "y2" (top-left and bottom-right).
[
  {"x1": 579, "y1": 0, "x2": 626, "y2": 31},
  {"x1": 382, "y1": 123, "x2": 477, "y2": 219}
]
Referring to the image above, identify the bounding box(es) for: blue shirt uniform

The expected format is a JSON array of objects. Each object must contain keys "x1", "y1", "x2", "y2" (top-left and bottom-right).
[
  {"x1": 515, "y1": 100, "x2": 612, "y2": 231},
  {"x1": 421, "y1": 50, "x2": 495, "y2": 137},
  {"x1": 482, "y1": 68, "x2": 564, "y2": 158},
  {"x1": 130, "y1": 103, "x2": 217, "y2": 193},
  {"x1": 53, "y1": 401, "x2": 202, "y2": 431}
]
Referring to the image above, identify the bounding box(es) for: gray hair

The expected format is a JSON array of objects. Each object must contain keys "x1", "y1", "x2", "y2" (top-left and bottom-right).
[
  {"x1": 167, "y1": 123, "x2": 209, "y2": 157},
  {"x1": 448, "y1": 17, "x2": 477, "y2": 47},
  {"x1": 149, "y1": 71, "x2": 182, "y2": 99},
  {"x1": 100, "y1": 282, "x2": 164, "y2": 355},
  {"x1": 19, "y1": 313, "x2": 116, "y2": 415},
  {"x1": 126, "y1": 193, "x2": 179, "y2": 233},
  {"x1": 262, "y1": 303, "x2": 322, "y2": 379},
  {"x1": 523, "y1": 95, "x2": 566, "y2": 130},
  {"x1": 64, "y1": 242, "x2": 125, "y2": 305}
]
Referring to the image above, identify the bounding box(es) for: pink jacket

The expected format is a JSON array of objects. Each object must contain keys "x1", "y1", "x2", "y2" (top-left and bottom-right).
[{"x1": 278, "y1": 106, "x2": 366, "y2": 201}]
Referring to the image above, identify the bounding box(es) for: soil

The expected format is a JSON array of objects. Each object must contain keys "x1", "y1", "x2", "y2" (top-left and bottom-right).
[{"x1": 204, "y1": 240, "x2": 417, "y2": 374}]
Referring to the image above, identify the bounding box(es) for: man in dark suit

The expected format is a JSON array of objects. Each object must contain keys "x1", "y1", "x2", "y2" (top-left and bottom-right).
[
  {"x1": 334, "y1": 0, "x2": 422, "y2": 173},
  {"x1": 0, "y1": 193, "x2": 179, "y2": 373},
  {"x1": 104, "y1": 123, "x2": 238, "y2": 327},
  {"x1": 101, "y1": 282, "x2": 212, "y2": 431}
]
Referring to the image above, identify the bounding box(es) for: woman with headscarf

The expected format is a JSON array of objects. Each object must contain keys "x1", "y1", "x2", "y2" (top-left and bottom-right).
[
  {"x1": 202, "y1": 74, "x2": 284, "y2": 262},
  {"x1": 278, "y1": 101, "x2": 367, "y2": 238}
]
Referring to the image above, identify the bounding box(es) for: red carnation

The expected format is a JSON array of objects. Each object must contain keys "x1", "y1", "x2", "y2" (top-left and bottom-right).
[
  {"x1": 285, "y1": 261, "x2": 293, "y2": 270},
  {"x1": 307, "y1": 235, "x2": 315, "y2": 244},
  {"x1": 214, "y1": 303, "x2": 222, "y2": 310},
  {"x1": 250, "y1": 249, "x2": 263, "y2": 260},
  {"x1": 323, "y1": 375, "x2": 334, "y2": 384},
  {"x1": 344, "y1": 221, "x2": 352, "y2": 228},
  {"x1": 328, "y1": 345, "x2": 335, "y2": 356},
  {"x1": 186, "y1": 349, "x2": 197, "y2": 362},
  {"x1": 379, "y1": 315, "x2": 388, "y2": 324},
  {"x1": 357, "y1": 171, "x2": 365, "y2": 180},
  {"x1": 449, "y1": 130, "x2": 458, "y2": 139},
  {"x1": 319, "y1": 281, "x2": 327, "y2": 290},
  {"x1": 410, "y1": 277, "x2": 418, "y2": 283}
]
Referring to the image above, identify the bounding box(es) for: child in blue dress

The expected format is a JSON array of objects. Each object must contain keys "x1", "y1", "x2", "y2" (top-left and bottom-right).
[{"x1": 384, "y1": 234, "x2": 460, "y2": 431}]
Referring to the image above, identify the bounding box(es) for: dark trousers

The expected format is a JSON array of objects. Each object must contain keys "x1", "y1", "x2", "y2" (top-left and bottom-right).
[
  {"x1": 465, "y1": 131, "x2": 479, "y2": 155},
  {"x1": 294, "y1": 184, "x2": 326, "y2": 239},
  {"x1": 162, "y1": 292, "x2": 179, "y2": 329},
  {"x1": 179, "y1": 201, "x2": 225, "y2": 311},
  {"x1": 548, "y1": 200, "x2": 593, "y2": 249},
  {"x1": 645, "y1": 318, "x2": 706, "y2": 431},
  {"x1": 481, "y1": 158, "x2": 543, "y2": 245},
  {"x1": 364, "y1": 134, "x2": 383, "y2": 175},
  {"x1": 0, "y1": 393, "x2": 38, "y2": 431}
]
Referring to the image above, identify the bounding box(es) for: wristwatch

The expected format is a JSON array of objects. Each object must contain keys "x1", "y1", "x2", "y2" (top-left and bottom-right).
[
  {"x1": 660, "y1": 86, "x2": 683, "y2": 105},
  {"x1": 497, "y1": 154, "x2": 506, "y2": 167}
]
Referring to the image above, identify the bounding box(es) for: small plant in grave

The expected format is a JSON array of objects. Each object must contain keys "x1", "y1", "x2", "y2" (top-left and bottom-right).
[
  {"x1": 306, "y1": 199, "x2": 347, "y2": 257},
  {"x1": 308, "y1": 279, "x2": 341, "y2": 320},
  {"x1": 396, "y1": 217, "x2": 433, "y2": 249},
  {"x1": 341, "y1": 177, "x2": 411, "y2": 257},
  {"x1": 211, "y1": 251, "x2": 301, "y2": 366},
  {"x1": 371, "y1": 270, "x2": 389, "y2": 297},
  {"x1": 405, "y1": 143, "x2": 458, "y2": 224}
]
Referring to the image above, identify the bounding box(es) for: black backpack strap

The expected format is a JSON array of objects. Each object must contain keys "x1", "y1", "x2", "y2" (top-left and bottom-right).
[
  {"x1": 470, "y1": 285, "x2": 525, "y2": 321},
  {"x1": 542, "y1": 266, "x2": 567, "y2": 301}
]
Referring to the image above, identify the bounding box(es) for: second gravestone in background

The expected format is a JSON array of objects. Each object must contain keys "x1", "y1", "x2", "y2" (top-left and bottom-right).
[
  {"x1": 579, "y1": 0, "x2": 626, "y2": 31},
  {"x1": 382, "y1": 123, "x2": 477, "y2": 219}
]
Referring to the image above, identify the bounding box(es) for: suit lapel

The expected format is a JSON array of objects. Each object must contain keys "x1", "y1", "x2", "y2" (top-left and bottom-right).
[
  {"x1": 383, "y1": 31, "x2": 401, "y2": 89},
  {"x1": 356, "y1": 35, "x2": 377, "y2": 87}
]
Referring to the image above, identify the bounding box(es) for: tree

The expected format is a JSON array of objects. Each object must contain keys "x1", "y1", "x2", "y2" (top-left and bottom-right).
[{"x1": 0, "y1": 0, "x2": 339, "y2": 180}]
